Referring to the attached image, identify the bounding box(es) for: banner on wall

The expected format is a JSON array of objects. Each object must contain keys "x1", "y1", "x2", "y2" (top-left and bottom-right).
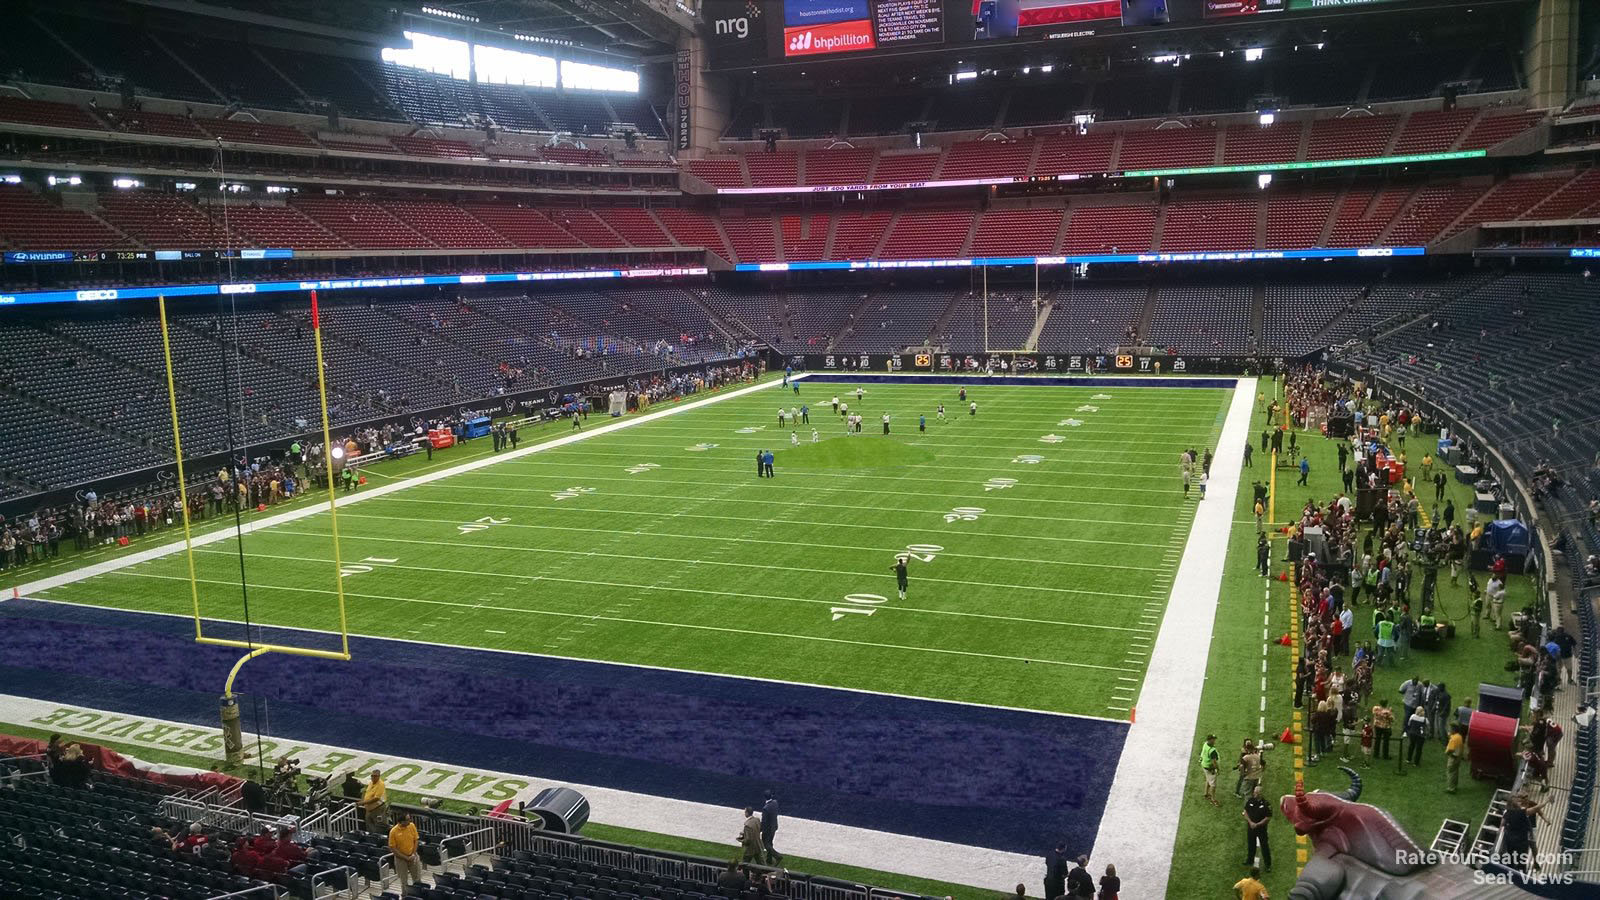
[
  {"x1": 802, "y1": 353, "x2": 1279, "y2": 375},
  {"x1": 674, "y1": 48, "x2": 693, "y2": 151}
]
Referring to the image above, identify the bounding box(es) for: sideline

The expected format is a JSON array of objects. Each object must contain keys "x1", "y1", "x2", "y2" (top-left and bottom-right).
[
  {"x1": 16, "y1": 375, "x2": 792, "y2": 598},
  {"x1": 1089, "y1": 377, "x2": 1258, "y2": 897},
  {"x1": 0, "y1": 691, "x2": 1038, "y2": 891}
]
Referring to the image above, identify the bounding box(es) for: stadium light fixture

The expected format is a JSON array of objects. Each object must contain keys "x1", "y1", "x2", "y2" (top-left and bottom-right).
[
  {"x1": 331, "y1": 446, "x2": 345, "y2": 461},
  {"x1": 1259, "y1": 111, "x2": 1276, "y2": 126},
  {"x1": 174, "y1": 181, "x2": 197, "y2": 191},
  {"x1": 111, "y1": 178, "x2": 142, "y2": 189},
  {"x1": 1257, "y1": 173, "x2": 1273, "y2": 190},
  {"x1": 1040, "y1": 64, "x2": 1054, "y2": 73},
  {"x1": 46, "y1": 175, "x2": 82, "y2": 187},
  {"x1": 421, "y1": 5, "x2": 479, "y2": 23},
  {"x1": 1244, "y1": 48, "x2": 1264, "y2": 62},
  {"x1": 954, "y1": 70, "x2": 978, "y2": 81},
  {"x1": 0, "y1": 174, "x2": 20, "y2": 184},
  {"x1": 1022, "y1": 65, "x2": 1031, "y2": 74}
]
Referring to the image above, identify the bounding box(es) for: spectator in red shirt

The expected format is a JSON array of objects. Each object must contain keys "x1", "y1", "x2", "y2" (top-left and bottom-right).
[{"x1": 176, "y1": 823, "x2": 211, "y2": 854}]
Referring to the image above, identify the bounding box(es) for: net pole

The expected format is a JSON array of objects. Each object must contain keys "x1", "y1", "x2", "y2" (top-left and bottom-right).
[
  {"x1": 982, "y1": 265, "x2": 989, "y2": 352},
  {"x1": 309, "y1": 290, "x2": 353, "y2": 659},
  {"x1": 158, "y1": 295, "x2": 205, "y2": 639}
]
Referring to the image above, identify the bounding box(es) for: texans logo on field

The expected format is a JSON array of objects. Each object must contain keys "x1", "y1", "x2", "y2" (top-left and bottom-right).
[{"x1": 1115, "y1": 355, "x2": 1133, "y2": 369}]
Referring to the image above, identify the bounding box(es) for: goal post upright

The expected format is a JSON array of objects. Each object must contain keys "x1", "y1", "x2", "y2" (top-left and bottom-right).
[{"x1": 162, "y1": 290, "x2": 353, "y2": 762}]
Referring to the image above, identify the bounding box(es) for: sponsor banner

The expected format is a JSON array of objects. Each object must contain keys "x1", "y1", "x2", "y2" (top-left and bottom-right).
[
  {"x1": 785, "y1": 0, "x2": 871, "y2": 27},
  {"x1": 674, "y1": 48, "x2": 693, "y2": 152},
  {"x1": 0, "y1": 266, "x2": 709, "y2": 307},
  {"x1": 804, "y1": 353, "x2": 1271, "y2": 375},
  {"x1": 1204, "y1": 0, "x2": 1284, "y2": 16},
  {"x1": 784, "y1": 17, "x2": 876, "y2": 56},
  {"x1": 732, "y1": 247, "x2": 1423, "y2": 274}
]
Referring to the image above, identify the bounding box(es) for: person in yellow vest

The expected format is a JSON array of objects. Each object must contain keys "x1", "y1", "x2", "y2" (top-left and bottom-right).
[
  {"x1": 361, "y1": 770, "x2": 388, "y2": 829},
  {"x1": 388, "y1": 811, "x2": 422, "y2": 889},
  {"x1": 1445, "y1": 723, "x2": 1467, "y2": 793},
  {"x1": 1422, "y1": 452, "x2": 1433, "y2": 478}
]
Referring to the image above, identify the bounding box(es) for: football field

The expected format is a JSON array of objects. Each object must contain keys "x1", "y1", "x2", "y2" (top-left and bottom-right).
[{"x1": 32, "y1": 377, "x2": 1233, "y2": 719}]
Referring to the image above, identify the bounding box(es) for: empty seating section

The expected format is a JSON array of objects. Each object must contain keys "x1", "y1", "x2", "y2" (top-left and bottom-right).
[
  {"x1": 97, "y1": 108, "x2": 209, "y2": 139},
  {"x1": 1445, "y1": 176, "x2": 1568, "y2": 236},
  {"x1": 785, "y1": 291, "x2": 858, "y2": 350},
  {"x1": 1459, "y1": 112, "x2": 1543, "y2": 150},
  {"x1": 846, "y1": 95, "x2": 923, "y2": 135},
  {"x1": 721, "y1": 217, "x2": 778, "y2": 264},
  {"x1": 1037, "y1": 284, "x2": 1148, "y2": 352},
  {"x1": 606, "y1": 94, "x2": 665, "y2": 138},
  {"x1": 1035, "y1": 133, "x2": 1115, "y2": 176},
  {"x1": 767, "y1": 96, "x2": 840, "y2": 138},
  {"x1": 925, "y1": 86, "x2": 1005, "y2": 132},
  {"x1": 1325, "y1": 186, "x2": 1409, "y2": 247},
  {"x1": 0, "y1": 16, "x2": 93, "y2": 87},
  {"x1": 318, "y1": 134, "x2": 400, "y2": 154},
  {"x1": 459, "y1": 205, "x2": 583, "y2": 249},
  {"x1": 1061, "y1": 204, "x2": 1156, "y2": 254},
  {"x1": 390, "y1": 136, "x2": 480, "y2": 158},
  {"x1": 1005, "y1": 81, "x2": 1081, "y2": 126},
  {"x1": 1094, "y1": 71, "x2": 1175, "y2": 121},
  {"x1": 0, "y1": 186, "x2": 131, "y2": 251},
  {"x1": 0, "y1": 392, "x2": 166, "y2": 489},
  {"x1": 205, "y1": 203, "x2": 346, "y2": 250},
  {"x1": 313, "y1": 302, "x2": 502, "y2": 396},
  {"x1": 781, "y1": 214, "x2": 830, "y2": 261},
  {"x1": 256, "y1": 46, "x2": 400, "y2": 121},
  {"x1": 803, "y1": 149, "x2": 875, "y2": 186},
  {"x1": 1368, "y1": 49, "x2": 1464, "y2": 101},
  {"x1": 291, "y1": 196, "x2": 423, "y2": 249},
  {"x1": 527, "y1": 92, "x2": 615, "y2": 135},
  {"x1": 381, "y1": 199, "x2": 514, "y2": 248},
  {"x1": 684, "y1": 158, "x2": 747, "y2": 189},
  {"x1": 834, "y1": 292, "x2": 950, "y2": 352},
  {"x1": 1264, "y1": 191, "x2": 1338, "y2": 249},
  {"x1": 939, "y1": 294, "x2": 1037, "y2": 352},
  {"x1": 744, "y1": 152, "x2": 800, "y2": 188},
  {"x1": 606, "y1": 209, "x2": 673, "y2": 247},
  {"x1": 546, "y1": 208, "x2": 626, "y2": 247},
  {"x1": 1390, "y1": 109, "x2": 1476, "y2": 155},
  {"x1": 654, "y1": 209, "x2": 730, "y2": 260},
  {"x1": 1221, "y1": 123, "x2": 1303, "y2": 166},
  {"x1": 1263, "y1": 283, "x2": 1359, "y2": 356},
  {"x1": 1147, "y1": 285, "x2": 1251, "y2": 354},
  {"x1": 1115, "y1": 128, "x2": 1216, "y2": 172},
  {"x1": 969, "y1": 209, "x2": 1063, "y2": 257},
  {"x1": 695, "y1": 286, "x2": 791, "y2": 346},
  {"x1": 1160, "y1": 198, "x2": 1258, "y2": 253},
  {"x1": 1319, "y1": 278, "x2": 1475, "y2": 346},
  {"x1": 1384, "y1": 184, "x2": 1481, "y2": 246},
  {"x1": 871, "y1": 152, "x2": 941, "y2": 185},
  {"x1": 1519, "y1": 170, "x2": 1600, "y2": 220},
  {"x1": 1306, "y1": 117, "x2": 1397, "y2": 162},
  {"x1": 939, "y1": 141, "x2": 1031, "y2": 181},
  {"x1": 197, "y1": 117, "x2": 317, "y2": 148},
  {"x1": 44, "y1": 14, "x2": 215, "y2": 102},
  {"x1": 96, "y1": 192, "x2": 236, "y2": 249},
  {"x1": 474, "y1": 83, "x2": 548, "y2": 133},
  {"x1": 878, "y1": 210, "x2": 973, "y2": 259},
  {"x1": 162, "y1": 34, "x2": 302, "y2": 110},
  {"x1": 0, "y1": 96, "x2": 102, "y2": 131},
  {"x1": 830, "y1": 212, "x2": 892, "y2": 259},
  {"x1": 540, "y1": 146, "x2": 608, "y2": 167}
]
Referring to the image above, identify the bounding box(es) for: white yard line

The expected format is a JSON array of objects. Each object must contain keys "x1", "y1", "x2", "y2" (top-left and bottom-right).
[
  {"x1": 1089, "y1": 377, "x2": 1256, "y2": 898},
  {"x1": 14, "y1": 376, "x2": 792, "y2": 598},
  {"x1": 0, "y1": 693, "x2": 1036, "y2": 893}
]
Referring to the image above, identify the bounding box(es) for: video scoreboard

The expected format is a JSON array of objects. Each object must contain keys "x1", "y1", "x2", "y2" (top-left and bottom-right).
[{"x1": 704, "y1": 0, "x2": 1416, "y2": 66}]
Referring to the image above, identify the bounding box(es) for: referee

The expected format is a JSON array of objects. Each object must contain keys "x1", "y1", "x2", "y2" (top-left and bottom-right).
[{"x1": 892, "y1": 555, "x2": 909, "y2": 600}]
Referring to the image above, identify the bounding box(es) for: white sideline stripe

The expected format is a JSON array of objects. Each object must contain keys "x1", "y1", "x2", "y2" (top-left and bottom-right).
[
  {"x1": 0, "y1": 693, "x2": 1035, "y2": 893},
  {"x1": 1090, "y1": 377, "x2": 1256, "y2": 900},
  {"x1": 13, "y1": 376, "x2": 791, "y2": 598}
]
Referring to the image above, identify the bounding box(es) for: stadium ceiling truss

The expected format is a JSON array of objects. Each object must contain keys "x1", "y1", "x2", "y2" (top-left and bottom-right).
[{"x1": 431, "y1": 0, "x2": 688, "y2": 57}]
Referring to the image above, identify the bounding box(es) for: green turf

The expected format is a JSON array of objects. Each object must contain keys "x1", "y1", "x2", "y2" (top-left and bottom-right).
[
  {"x1": 1166, "y1": 384, "x2": 1539, "y2": 900},
  {"x1": 34, "y1": 379, "x2": 1230, "y2": 718}
]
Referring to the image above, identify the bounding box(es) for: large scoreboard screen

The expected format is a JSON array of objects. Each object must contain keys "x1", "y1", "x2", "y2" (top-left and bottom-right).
[{"x1": 703, "y1": 0, "x2": 1416, "y2": 67}]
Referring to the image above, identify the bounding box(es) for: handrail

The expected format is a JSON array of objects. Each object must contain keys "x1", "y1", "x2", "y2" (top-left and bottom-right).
[
  {"x1": 202, "y1": 883, "x2": 277, "y2": 900},
  {"x1": 310, "y1": 864, "x2": 356, "y2": 899}
]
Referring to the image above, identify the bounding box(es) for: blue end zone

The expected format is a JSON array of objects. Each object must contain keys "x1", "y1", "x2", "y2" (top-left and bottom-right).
[
  {"x1": 799, "y1": 374, "x2": 1240, "y2": 389},
  {"x1": 0, "y1": 599, "x2": 1128, "y2": 856}
]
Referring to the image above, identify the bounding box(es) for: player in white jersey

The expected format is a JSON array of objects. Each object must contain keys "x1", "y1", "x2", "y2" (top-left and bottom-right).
[
  {"x1": 937, "y1": 403, "x2": 945, "y2": 421},
  {"x1": 811, "y1": 428, "x2": 819, "y2": 443},
  {"x1": 791, "y1": 430, "x2": 799, "y2": 446}
]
